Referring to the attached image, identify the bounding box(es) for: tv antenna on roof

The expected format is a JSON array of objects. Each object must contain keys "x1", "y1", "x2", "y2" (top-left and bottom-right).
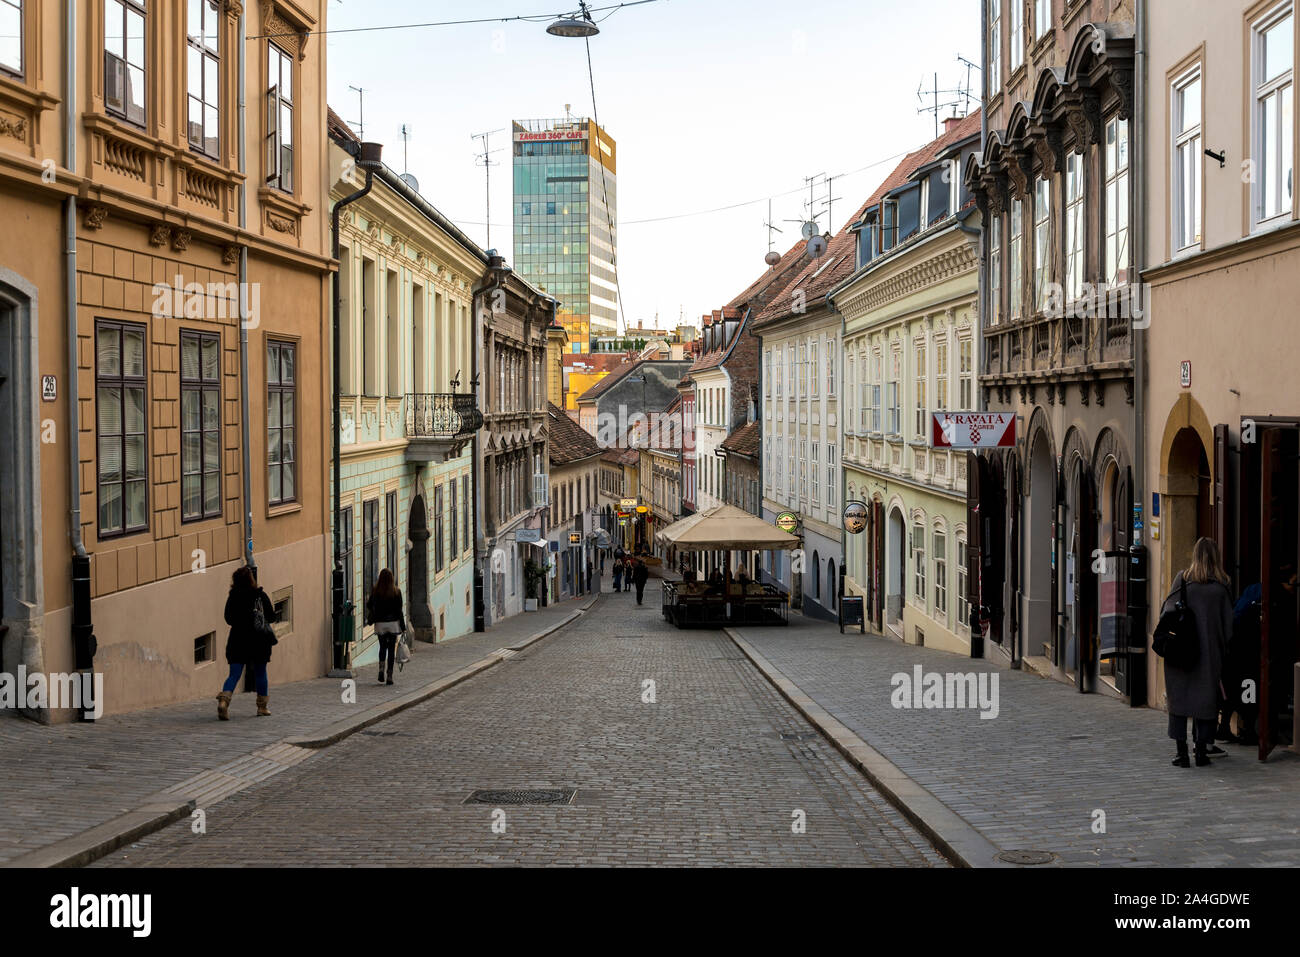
[
  {"x1": 762, "y1": 199, "x2": 784, "y2": 266},
  {"x1": 472, "y1": 127, "x2": 505, "y2": 247},
  {"x1": 817, "y1": 175, "x2": 843, "y2": 235},
  {"x1": 916, "y1": 72, "x2": 968, "y2": 138},
  {"x1": 348, "y1": 85, "x2": 366, "y2": 140}
]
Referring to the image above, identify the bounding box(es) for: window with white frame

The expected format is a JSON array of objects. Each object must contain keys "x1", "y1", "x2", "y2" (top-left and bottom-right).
[
  {"x1": 774, "y1": 347, "x2": 781, "y2": 398},
  {"x1": 959, "y1": 337, "x2": 973, "y2": 409},
  {"x1": 1252, "y1": 4, "x2": 1294, "y2": 227},
  {"x1": 934, "y1": 527, "x2": 947, "y2": 617},
  {"x1": 810, "y1": 340, "x2": 819, "y2": 398},
  {"x1": 105, "y1": 0, "x2": 147, "y2": 127},
  {"x1": 846, "y1": 353, "x2": 856, "y2": 433},
  {"x1": 798, "y1": 342, "x2": 806, "y2": 397},
  {"x1": 1010, "y1": 0, "x2": 1023, "y2": 72},
  {"x1": 989, "y1": 214, "x2": 1002, "y2": 325},
  {"x1": 788, "y1": 442, "x2": 796, "y2": 505},
  {"x1": 786, "y1": 344, "x2": 794, "y2": 398},
  {"x1": 1105, "y1": 116, "x2": 1130, "y2": 284},
  {"x1": 871, "y1": 349, "x2": 882, "y2": 432},
  {"x1": 0, "y1": 0, "x2": 23, "y2": 76},
  {"x1": 887, "y1": 348, "x2": 901, "y2": 434},
  {"x1": 799, "y1": 440, "x2": 807, "y2": 501},
  {"x1": 826, "y1": 340, "x2": 836, "y2": 395},
  {"x1": 1033, "y1": 176, "x2": 1051, "y2": 311},
  {"x1": 935, "y1": 339, "x2": 949, "y2": 412},
  {"x1": 914, "y1": 341, "x2": 927, "y2": 437},
  {"x1": 1009, "y1": 199, "x2": 1024, "y2": 318},
  {"x1": 811, "y1": 443, "x2": 820, "y2": 505},
  {"x1": 913, "y1": 519, "x2": 926, "y2": 604},
  {"x1": 826, "y1": 444, "x2": 837, "y2": 509},
  {"x1": 1173, "y1": 68, "x2": 1202, "y2": 251},
  {"x1": 957, "y1": 536, "x2": 969, "y2": 627},
  {"x1": 1035, "y1": 0, "x2": 1050, "y2": 38},
  {"x1": 1065, "y1": 151, "x2": 1084, "y2": 301},
  {"x1": 776, "y1": 435, "x2": 784, "y2": 494},
  {"x1": 989, "y1": 0, "x2": 1002, "y2": 95},
  {"x1": 765, "y1": 349, "x2": 772, "y2": 396}
]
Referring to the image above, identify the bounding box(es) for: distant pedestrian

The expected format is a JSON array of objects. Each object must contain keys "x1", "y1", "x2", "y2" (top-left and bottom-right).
[
  {"x1": 586, "y1": 559, "x2": 594, "y2": 593},
  {"x1": 624, "y1": 560, "x2": 633, "y2": 592},
  {"x1": 1160, "y1": 538, "x2": 1233, "y2": 768},
  {"x1": 612, "y1": 559, "x2": 623, "y2": 593},
  {"x1": 366, "y1": 568, "x2": 405, "y2": 686},
  {"x1": 217, "y1": 566, "x2": 277, "y2": 720},
  {"x1": 632, "y1": 559, "x2": 649, "y2": 605}
]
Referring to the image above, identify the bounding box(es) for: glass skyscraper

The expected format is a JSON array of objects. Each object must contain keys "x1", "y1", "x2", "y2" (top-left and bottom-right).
[{"x1": 512, "y1": 117, "x2": 618, "y2": 353}]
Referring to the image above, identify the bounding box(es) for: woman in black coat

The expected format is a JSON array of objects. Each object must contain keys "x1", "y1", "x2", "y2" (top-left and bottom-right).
[
  {"x1": 366, "y1": 568, "x2": 405, "y2": 686},
  {"x1": 217, "y1": 566, "x2": 277, "y2": 720},
  {"x1": 1160, "y1": 537, "x2": 1233, "y2": 767}
]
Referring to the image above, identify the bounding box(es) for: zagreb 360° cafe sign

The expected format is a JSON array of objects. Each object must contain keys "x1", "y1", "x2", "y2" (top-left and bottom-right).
[
  {"x1": 930, "y1": 411, "x2": 1016, "y2": 449},
  {"x1": 515, "y1": 130, "x2": 586, "y2": 142}
]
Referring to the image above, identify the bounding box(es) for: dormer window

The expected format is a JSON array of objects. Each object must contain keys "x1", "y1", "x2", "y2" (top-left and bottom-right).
[{"x1": 881, "y1": 199, "x2": 898, "y2": 251}]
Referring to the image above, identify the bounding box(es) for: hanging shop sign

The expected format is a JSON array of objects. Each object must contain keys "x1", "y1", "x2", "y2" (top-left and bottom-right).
[
  {"x1": 568, "y1": 532, "x2": 582, "y2": 545},
  {"x1": 620, "y1": 498, "x2": 638, "y2": 510},
  {"x1": 842, "y1": 501, "x2": 868, "y2": 535},
  {"x1": 930, "y1": 411, "x2": 1016, "y2": 449},
  {"x1": 775, "y1": 511, "x2": 799, "y2": 534}
]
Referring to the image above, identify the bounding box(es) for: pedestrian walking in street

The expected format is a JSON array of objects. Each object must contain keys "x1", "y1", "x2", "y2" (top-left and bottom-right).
[
  {"x1": 216, "y1": 566, "x2": 277, "y2": 720},
  {"x1": 586, "y1": 559, "x2": 594, "y2": 594},
  {"x1": 624, "y1": 560, "x2": 633, "y2": 592},
  {"x1": 632, "y1": 558, "x2": 650, "y2": 606},
  {"x1": 1159, "y1": 537, "x2": 1233, "y2": 768},
  {"x1": 612, "y1": 559, "x2": 623, "y2": 593},
  {"x1": 366, "y1": 568, "x2": 405, "y2": 686}
]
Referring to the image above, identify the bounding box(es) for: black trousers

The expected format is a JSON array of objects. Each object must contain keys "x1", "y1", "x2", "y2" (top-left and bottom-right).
[
  {"x1": 377, "y1": 633, "x2": 399, "y2": 671},
  {"x1": 635, "y1": 582, "x2": 645, "y2": 604},
  {"x1": 1168, "y1": 713, "x2": 1215, "y2": 744}
]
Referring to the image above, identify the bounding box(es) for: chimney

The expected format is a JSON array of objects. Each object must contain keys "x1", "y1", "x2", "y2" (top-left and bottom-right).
[{"x1": 943, "y1": 115, "x2": 963, "y2": 134}]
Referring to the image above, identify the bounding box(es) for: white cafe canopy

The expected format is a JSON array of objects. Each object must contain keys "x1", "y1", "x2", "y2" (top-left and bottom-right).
[{"x1": 654, "y1": 504, "x2": 800, "y2": 551}]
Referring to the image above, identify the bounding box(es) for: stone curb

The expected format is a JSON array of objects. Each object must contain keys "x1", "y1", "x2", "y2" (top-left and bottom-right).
[
  {"x1": 0, "y1": 798, "x2": 195, "y2": 869},
  {"x1": 725, "y1": 629, "x2": 1014, "y2": 869},
  {"x1": 6, "y1": 602, "x2": 595, "y2": 869}
]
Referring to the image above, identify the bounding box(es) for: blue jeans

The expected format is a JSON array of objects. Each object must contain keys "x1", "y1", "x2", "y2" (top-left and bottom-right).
[{"x1": 222, "y1": 662, "x2": 268, "y2": 696}]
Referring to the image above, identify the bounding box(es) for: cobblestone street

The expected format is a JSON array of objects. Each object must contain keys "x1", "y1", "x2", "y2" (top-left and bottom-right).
[{"x1": 94, "y1": 583, "x2": 946, "y2": 867}]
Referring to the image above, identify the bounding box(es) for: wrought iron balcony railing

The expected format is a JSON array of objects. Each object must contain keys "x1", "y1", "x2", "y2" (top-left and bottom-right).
[{"x1": 405, "y1": 393, "x2": 482, "y2": 439}]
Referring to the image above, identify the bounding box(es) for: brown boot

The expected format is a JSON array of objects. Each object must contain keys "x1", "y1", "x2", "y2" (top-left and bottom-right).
[
  {"x1": 255, "y1": 694, "x2": 271, "y2": 716},
  {"x1": 216, "y1": 691, "x2": 232, "y2": 721}
]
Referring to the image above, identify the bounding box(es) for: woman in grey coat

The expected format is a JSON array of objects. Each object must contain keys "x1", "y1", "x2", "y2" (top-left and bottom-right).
[{"x1": 1160, "y1": 537, "x2": 1234, "y2": 768}]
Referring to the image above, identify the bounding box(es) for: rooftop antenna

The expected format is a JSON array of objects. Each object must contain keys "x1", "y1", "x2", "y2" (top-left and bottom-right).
[
  {"x1": 472, "y1": 127, "x2": 505, "y2": 248},
  {"x1": 400, "y1": 123, "x2": 411, "y2": 175},
  {"x1": 817, "y1": 175, "x2": 843, "y2": 235},
  {"x1": 916, "y1": 72, "x2": 968, "y2": 138},
  {"x1": 348, "y1": 85, "x2": 366, "y2": 140},
  {"x1": 957, "y1": 54, "x2": 981, "y2": 115},
  {"x1": 762, "y1": 198, "x2": 784, "y2": 266}
]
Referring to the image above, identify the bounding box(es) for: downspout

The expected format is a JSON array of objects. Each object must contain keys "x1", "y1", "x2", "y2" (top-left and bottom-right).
[
  {"x1": 65, "y1": 0, "x2": 95, "y2": 721},
  {"x1": 1130, "y1": 0, "x2": 1150, "y2": 706},
  {"x1": 330, "y1": 142, "x2": 382, "y2": 667},
  {"x1": 237, "y1": 6, "x2": 253, "y2": 573}
]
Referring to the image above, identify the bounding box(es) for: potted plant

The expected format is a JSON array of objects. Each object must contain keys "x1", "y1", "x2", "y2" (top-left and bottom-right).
[{"x1": 524, "y1": 558, "x2": 546, "y2": 611}]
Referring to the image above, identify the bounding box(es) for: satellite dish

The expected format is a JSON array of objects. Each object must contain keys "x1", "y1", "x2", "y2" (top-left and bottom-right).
[
  {"x1": 800, "y1": 220, "x2": 818, "y2": 240},
  {"x1": 399, "y1": 172, "x2": 420, "y2": 193},
  {"x1": 764, "y1": 250, "x2": 781, "y2": 266},
  {"x1": 806, "y1": 235, "x2": 828, "y2": 258}
]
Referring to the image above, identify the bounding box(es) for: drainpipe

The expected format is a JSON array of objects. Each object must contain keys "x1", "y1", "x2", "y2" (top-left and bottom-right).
[
  {"x1": 1130, "y1": 0, "x2": 1149, "y2": 706},
  {"x1": 236, "y1": 6, "x2": 253, "y2": 574},
  {"x1": 330, "y1": 142, "x2": 383, "y2": 667},
  {"x1": 470, "y1": 251, "x2": 511, "y2": 631},
  {"x1": 64, "y1": 0, "x2": 94, "y2": 721}
]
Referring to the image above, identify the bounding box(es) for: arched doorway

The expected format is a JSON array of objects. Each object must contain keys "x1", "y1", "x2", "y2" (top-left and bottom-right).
[
  {"x1": 408, "y1": 492, "x2": 432, "y2": 642},
  {"x1": 811, "y1": 550, "x2": 820, "y2": 606},
  {"x1": 886, "y1": 507, "x2": 906, "y2": 636},
  {"x1": 1024, "y1": 433, "x2": 1055, "y2": 664},
  {"x1": 828, "y1": 558, "x2": 837, "y2": 610},
  {"x1": 1165, "y1": 427, "x2": 1211, "y2": 576}
]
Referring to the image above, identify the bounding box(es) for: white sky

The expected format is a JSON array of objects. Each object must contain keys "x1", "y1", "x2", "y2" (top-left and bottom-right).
[{"x1": 325, "y1": 0, "x2": 980, "y2": 331}]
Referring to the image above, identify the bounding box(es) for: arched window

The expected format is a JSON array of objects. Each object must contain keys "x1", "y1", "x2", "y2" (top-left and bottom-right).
[{"x1": 812, "y1": 550, "x2": 821, "y2": 601}]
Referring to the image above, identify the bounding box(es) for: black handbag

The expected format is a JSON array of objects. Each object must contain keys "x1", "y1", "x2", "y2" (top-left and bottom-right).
[
  {"x1": 1152, "y1": 577, "x2": 1198, "y2": 668},
  {"x1": 251, "y1": 592, "x2": 278, "y2": 646}
]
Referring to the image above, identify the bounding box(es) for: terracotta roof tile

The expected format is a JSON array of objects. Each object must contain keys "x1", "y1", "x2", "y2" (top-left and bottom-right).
[
  {"x1": 546, "y1": 402, "x2": 602, "y2": 466},
  {"x1": 720, "y1": 420, "x2": 760, "y2": 459}
]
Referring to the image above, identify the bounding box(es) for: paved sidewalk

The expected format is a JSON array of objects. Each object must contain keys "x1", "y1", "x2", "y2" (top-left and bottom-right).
[
  {"x1": 730, "y1": 618, "x2": 1300, "y2": 867},
  {"x1": 0, "y1": 596, "x2": 591, "y2": 866}
]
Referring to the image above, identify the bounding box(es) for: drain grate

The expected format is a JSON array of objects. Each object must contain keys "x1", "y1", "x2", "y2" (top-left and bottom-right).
[
  {"x1": 777, "y1": 731, "x2": 821, "y2": 742},
  {"x1": 463, "y1": 788, "x2": 575, "y2": 806},
  {"x1": 997, "y1": 849, "x2": 1055, "y2": 865}
]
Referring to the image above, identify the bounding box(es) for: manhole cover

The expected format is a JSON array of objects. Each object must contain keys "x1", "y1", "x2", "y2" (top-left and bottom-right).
[
  {"x1": 463, "y1": 788, "x2": 575, "y2": 806},
  {"x1": 779, "y1": 732, "x2": 820, "y2": 742},
  {"x1": 997, "y1": 850, "x2": 1055, "y2": 865}
]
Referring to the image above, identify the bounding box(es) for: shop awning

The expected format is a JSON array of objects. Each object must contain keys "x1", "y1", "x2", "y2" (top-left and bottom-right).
[{"x1": 654, "y1": 504, "x2": 800, "y2": 551}]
